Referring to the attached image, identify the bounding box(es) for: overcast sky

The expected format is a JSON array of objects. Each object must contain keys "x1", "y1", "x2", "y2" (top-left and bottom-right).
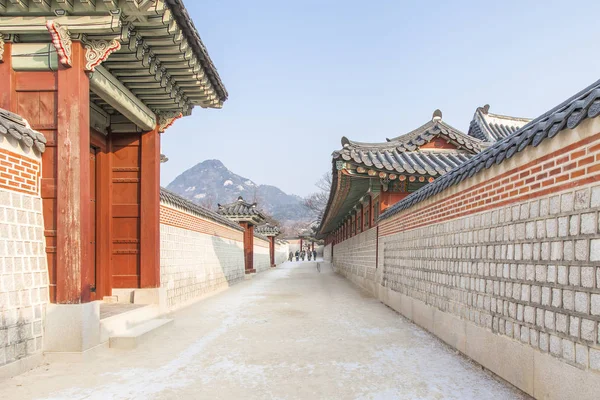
[{"x1": 160, "y1": 0, "x2": 600, "y2": 197}]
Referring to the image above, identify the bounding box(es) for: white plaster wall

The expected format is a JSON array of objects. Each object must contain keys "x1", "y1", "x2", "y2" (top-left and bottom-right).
[
  {"x1": 160, "y1": 224, "x2": 245, "y2": 309},
  {"x1": 0, "y1": 189, "x2": 48, "y2": 368},
  {"x1": 253, "y1": 241, "x2": 271, "y2": 273},
  {"x1": 323, "y1": 244, "x2": 333, "y2": 262},
  {"x1": 275, "y1": 243, "x2": 289, "y2": 265}
]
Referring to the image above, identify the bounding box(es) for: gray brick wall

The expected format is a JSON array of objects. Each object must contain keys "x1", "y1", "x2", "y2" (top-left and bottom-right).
[
  {"x1": 0, "y1": 189, "x2": 48, "y2": 367},
  {"x1": 275, "y1": 244, "x2": 289, "y2": 265},
  {"x1": 323, "y1": 244, "x2": 332, "y2": 262},
  {"x1": 381, "y1": 183, "x2": 600, "y2": 372},
  {"x1": 253, "y1": 242, "x2": 270, "y2": 273},
  {"x1": 160, "y1": 224, "x2": 245, "y2": 308},
  {"x1": 333, "y1": 227, "x2": 377, "y2": 281}
]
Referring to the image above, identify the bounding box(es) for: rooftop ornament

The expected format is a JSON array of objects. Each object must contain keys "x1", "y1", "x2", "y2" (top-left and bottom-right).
[{"x1": 217, "y1": 196, "x2": 266, "y2": 225}]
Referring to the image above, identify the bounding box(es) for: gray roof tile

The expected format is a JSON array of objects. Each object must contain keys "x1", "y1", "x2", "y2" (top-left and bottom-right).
[
  {"x1": 334, "y1": 110, "x2": 483, "y2": 177},
  {"x1": 160, "y1": 188, "x2": 243, "y2": 231},
  {"x1": 468, "y1": 105, "x2": 531, "y2": 142},
  {"x1": 381, "y1": 79, "x2": 600, "y2": 221},
  {"x1": 0, "y1": 108, "x2": 47, "y2": 153},
  {"x1": 218, "y1": 196, "x2": 267, "y2": 223},
  {"x1": 165, "y1": 0, "x2": 228, "y2": 103}
]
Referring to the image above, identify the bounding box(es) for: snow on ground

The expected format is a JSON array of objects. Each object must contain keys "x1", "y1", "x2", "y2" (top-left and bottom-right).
[
  {"x1": 193, "y1": 194, "x2": 206, "y2": 199},
  {"x1": 2, "y1": 262, "x2": 528, "y2": 400},
  {"x1": 184, "y1": 186, "x2": 195, "y2": 192},
  {"x1": 223, "y1": 180, "x2": 233, "y2": 186}
]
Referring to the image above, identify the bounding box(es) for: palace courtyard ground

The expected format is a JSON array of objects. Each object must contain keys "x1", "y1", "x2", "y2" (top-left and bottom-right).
[{"x1": 1, "y1": 262, "x2": 528, "y2": 400}]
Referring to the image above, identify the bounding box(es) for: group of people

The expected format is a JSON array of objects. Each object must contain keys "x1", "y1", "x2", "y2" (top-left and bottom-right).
[{"x1": 289, "y1": 249, "x2": 318, "y2": 262}]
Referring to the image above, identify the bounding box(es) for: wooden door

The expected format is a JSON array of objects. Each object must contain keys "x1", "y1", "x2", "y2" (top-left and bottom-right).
[
  {"x1": 111, "y1": 133, "x2": 141, "y2": 288},
  {"x1": 89, "y1": 147, "x2": 98, "y2": 300}
]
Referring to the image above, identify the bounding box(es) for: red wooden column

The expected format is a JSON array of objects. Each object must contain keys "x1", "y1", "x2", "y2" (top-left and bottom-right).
[
  {"x1": 56, "y1": 42, "x2": 91, "y2": 304},
  {"x1": 269, "y1": 237, "x2": 276, "y2": 267},
  {"x1": 240, "y1": 222, "x2": 255, "y2": 273},
  {"x1": 140, "y1": 127, "x2": 161, "y2": 288},
  {"x1": 0, "y1": 43, "x2": 15, "y2": 110}
]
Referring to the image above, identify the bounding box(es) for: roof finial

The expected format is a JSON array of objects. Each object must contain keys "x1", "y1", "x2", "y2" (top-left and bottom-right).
[
  {"x1": 432, "y1": 109, "x2": 442, "y2": 122},
  {"x1": 341, "y1": 136, "x2": 350, "y2": 148},
  {"x1": 237, "y1": 196, "x2": 244, "y2": 202},
  {"x1": 482, "y1": 104, "x2": 490, "y2": 114}
]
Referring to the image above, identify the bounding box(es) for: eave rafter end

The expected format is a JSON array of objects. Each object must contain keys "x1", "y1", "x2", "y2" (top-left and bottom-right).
[{"x1": 158, "y1": 111, "x2": 183, "y2": 133}]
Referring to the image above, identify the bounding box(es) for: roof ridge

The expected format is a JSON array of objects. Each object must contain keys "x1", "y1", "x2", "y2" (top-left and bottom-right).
[{"x1": 381, "y1": 78, "x2": 600, "y2": 220}]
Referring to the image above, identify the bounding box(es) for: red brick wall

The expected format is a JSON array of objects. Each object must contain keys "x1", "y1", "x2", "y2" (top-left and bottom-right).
[
  {"x1": 160, "y1": 205, "x2": 243, "y2": 242},
  {"x1": 380, "y1": 131, "x2": 600, "y2": 236},
  {"x1": 0, "y1": 148, "x2": 41, "y2": 196}
]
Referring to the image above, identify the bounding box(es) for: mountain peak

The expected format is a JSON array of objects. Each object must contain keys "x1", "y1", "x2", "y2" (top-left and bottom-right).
[
  {"x1": 166, "y1": 160, "x2": 313, "y2": 224},
  {"x1": 198, "y1": 159, "x2": 225, "y2": 168}
]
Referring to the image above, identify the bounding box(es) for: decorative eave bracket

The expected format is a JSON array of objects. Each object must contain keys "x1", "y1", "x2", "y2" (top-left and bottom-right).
[
  {"x1": 46, "y1": 20, "x2": 122, "y2": 70},
  {"x1": 158, "y1": 112, "x2": 183, "y2": 133},
  {"x1": 83, "y1": 37, "x2": 121, "y2": 72},
  {"x1": 46, "y1": 21, "x2": 72, "y2": 67}
]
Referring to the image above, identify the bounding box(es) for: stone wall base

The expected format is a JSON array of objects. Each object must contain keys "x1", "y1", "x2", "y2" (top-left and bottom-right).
[
  {"x1": 43, "y1": 302, "x2": 101, "y2": 353},
  {"x1": 335, "y1": 266, "x2": 600, "y2": 400},
  {"x1": 0, "y1": 352, "x2": 44, "y2": 381}
]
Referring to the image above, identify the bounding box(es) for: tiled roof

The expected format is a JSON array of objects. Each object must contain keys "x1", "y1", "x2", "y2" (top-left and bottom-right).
[
  {"x1": 218, "y1": 196, "x2": 267, "y2": 223},
  {"x1": 380, "y1": 79, "x2": 600, "y2": 220},
  {"x1": 333, "y1": 110, "x2": 483, "y2": 177},
  {"x1": 166, "y1": 0, "x2": 228, "y2": 103},
  {"x1": 0, "y1": 108, "x2": 47, "y2": 154},
  {"x1": 160, "y1": 188, "x2": 243, "y2": 231},
  {"x1": 468, "y1": 105, "x2": 531, "y2": 142},
  {"x1": 255, "y1": 223, "x2": 281, "y2": 237}
]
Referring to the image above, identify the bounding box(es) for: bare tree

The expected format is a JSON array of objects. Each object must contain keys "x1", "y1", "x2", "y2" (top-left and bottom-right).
[{"x1": 303, "y1": 171, "x2": 332, "y2": 223}]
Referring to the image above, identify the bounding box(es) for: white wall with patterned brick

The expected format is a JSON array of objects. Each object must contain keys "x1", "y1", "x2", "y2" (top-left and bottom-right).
[
  {"x1": 0, "y1": 188, "x2": 48, "y2": 368},
  {"x1": 160, "y1": 223, "x2": 244, "y2": 309},
  {"x1": 333, "y1": 227, "x2": 377, "y2": 283},
  {"x1": 253, "y1": 240, "x2": 271, "y2": 273},
  {"x1": 323, "y1": 244, "x2": 333, "y2": 262},
  {"x1": 381, "y1": 184, "x2": 600, "y2": 372},
  {"x1": 275, "y1": 243, "x2": 289, "y2": 265}
]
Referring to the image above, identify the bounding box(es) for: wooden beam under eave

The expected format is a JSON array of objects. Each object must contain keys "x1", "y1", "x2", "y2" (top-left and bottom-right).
[
  {"x1": 89, "y1": 65, "x2": 156, "y2": 131},
  {"x1": 0, "y1": 14, "x2": 121, "y2": 33},
  {"x1": 31, "y1": 0, "x2": 52, "y2": 12},
  {"x1": 53, "y1": 0, "x2": 74, "y2": 13},
  {"x1": 8, "y1": 0, "x2": 27, "y2": 12}
]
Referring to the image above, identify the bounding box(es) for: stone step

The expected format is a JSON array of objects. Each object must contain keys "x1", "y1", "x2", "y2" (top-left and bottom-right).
[
  {"x1": 100, "y1": 305, "x2": 162, "y2": 343},
  {"x1": 109, "y1": 318, "x2": 174, "y2": 350},
  {"x1": 103, "y1": 296, "x2": 119, "y2": 303}
]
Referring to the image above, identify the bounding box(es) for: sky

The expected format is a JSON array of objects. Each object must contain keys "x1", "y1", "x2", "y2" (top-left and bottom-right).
[{"x1": 161, "y1": 0, "x2": 600, "y2": 197}]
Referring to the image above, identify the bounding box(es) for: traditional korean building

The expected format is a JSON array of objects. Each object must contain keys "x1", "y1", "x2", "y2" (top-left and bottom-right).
[
  {"x1": 255, "y1": 223, "x2": 281, "y2": 267},
  {"x1": 0, "y1": 1, "x2": 227, "y2": 363},
  {"x1": 319, "y1": 110, "x2": 484, "y2": 244},
  {"x1": 218, "y1": 197, "x2": 267, "y2": 274},
  {"x1": 0, "y1": 0, "x2": 227, "y2": 304},
  {"x1": 468, "y1": 104, "x2": 531, "y2": 143}
]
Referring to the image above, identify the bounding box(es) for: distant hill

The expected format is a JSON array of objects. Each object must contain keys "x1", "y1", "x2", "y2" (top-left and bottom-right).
[{"x1": 166, "y1": 159, "x2": 313, "y2": 224}]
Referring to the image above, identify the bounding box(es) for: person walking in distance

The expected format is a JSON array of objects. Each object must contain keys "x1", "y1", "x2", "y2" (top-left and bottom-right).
[{"x1": 289, "y1": 251, "x2": 293, "y2": 262}]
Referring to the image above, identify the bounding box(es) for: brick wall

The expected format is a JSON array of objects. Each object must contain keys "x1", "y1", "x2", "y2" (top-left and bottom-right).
[
  {"x1": 0, "y1": 147, "x2": 47, "y2": 370},
  {"x1": 160, "y1": 203, "x2": 245, "y2": 309},
  {"x1": 323, "y1": 244, "x2": 333, "y2": 262},
  {"x1": 253, "y1": 238, "x2": 271, "y2": 273},
  {"x1": 0, "y1": 148, "x2": 41, "y2": 196},
  {"x1": 373, "y1": 118, "x2": 600, "y2": 398},
  {"x1": 275, "y1": 243, "x2": 290, "y2": 265},
  {"x1": 333, "y1": 227, "x2": 377, "y2": 288}
]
